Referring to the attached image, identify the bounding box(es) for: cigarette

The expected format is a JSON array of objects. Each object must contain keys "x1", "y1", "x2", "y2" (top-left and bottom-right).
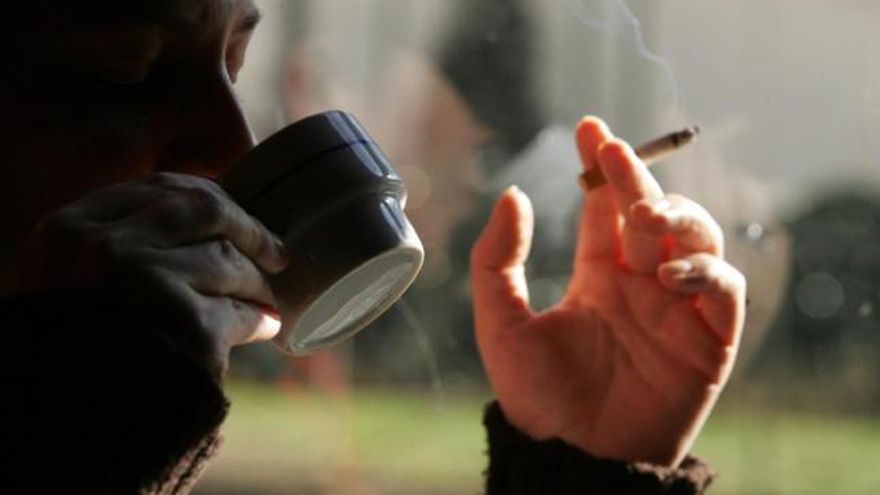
[{"x1": 578, "y1": 126, "x2": 700, "y2": 191}]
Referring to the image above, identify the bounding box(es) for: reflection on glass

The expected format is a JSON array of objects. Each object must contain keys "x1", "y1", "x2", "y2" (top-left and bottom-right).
[{"x1": 211, "y1": 1, "x2": 880, "y2": 494}]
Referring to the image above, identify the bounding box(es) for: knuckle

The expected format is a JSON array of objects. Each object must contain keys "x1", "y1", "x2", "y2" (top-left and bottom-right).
[
  {"x1": 215, "y1": 239, "x2": 244, "y2": 268},
  {"x1": 191, "y1": 175, "x2": 227, "y2": 197},
  {"x1": 707, "y1": 259, "x2": 746, "y2": 297},
  {"x1": 230, "y1": 298, "x2": 251, "y2": 321},
  {"x1": 248, "y1": 225, "x2": 271, "y2": 258},
  {"x1": 665, "y1": 193, "x2": 688, "y2": 205},
  {"x1": 730, "y1": 267, "x2": 747, "y2": 294},
  {"x1": 230, "y1": 299, "x2": 262, "y2": 340},
  {"x1": 601, "y1": 138, "x2": 627, "y2": 157},
  {"x1": 186, "y1": 187, "x2": 228, "y2": 228},
  {"x1": 148, "y1": 194, "x2": 190, "y2": 233},
  {"x1": 147, "y1": 171, "x2": 184, "y2": 188},
  {"x1": 91, "y1": 228, "x2": 128, "y2": 260},
  {"x1": 696, "y1": 210, "x2": 724, "y2": 244}
]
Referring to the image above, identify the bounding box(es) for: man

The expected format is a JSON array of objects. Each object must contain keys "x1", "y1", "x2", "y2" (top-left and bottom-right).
[{"x1": 1, "y1": 1, "x2": 745, "y2": 493}]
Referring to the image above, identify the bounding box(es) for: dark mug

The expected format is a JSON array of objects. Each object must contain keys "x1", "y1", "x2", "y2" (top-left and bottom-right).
[{"x1": 222, "y1": 111, "x2": 424, "y2": 355}]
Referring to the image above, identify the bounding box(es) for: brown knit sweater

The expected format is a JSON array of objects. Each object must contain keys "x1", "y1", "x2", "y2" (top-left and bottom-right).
[{"x1": 1, "y1": 292, "x2": 714, "y2": 494}]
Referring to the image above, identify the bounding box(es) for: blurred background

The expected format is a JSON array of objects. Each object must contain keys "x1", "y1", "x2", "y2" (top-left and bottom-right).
[{"x1": 194, "y1": 1, "x2": 880, "y2": 494}]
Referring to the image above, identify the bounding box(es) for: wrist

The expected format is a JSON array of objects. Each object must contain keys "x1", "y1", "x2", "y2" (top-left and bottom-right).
[
  {"x1": 502, "y1": 405, "x2": 691, "y2": 468},
  {"x1": 484, "y1": 402, "x2": 715, "y2": 494},
  {"x1": 561, "y1": 430, "x2": 687, "y2": 468}
]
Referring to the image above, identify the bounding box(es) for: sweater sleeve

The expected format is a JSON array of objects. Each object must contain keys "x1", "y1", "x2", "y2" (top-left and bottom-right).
[
  {"x1": 0, "y1": 292, "x2": 229, "y2": 494},
  {"x1": 483, "y1": 402, "x2": 715, "y2": 495}
]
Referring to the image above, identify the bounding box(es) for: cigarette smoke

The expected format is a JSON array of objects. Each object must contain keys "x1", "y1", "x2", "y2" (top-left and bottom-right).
[{"x1": 570, "y1": 0, "x2": 679, "y2": 123}]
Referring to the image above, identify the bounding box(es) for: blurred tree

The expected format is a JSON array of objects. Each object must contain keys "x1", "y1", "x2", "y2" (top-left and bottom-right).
[{"x1": 751, "y1": 189, "x2": 880, "y2": 413}]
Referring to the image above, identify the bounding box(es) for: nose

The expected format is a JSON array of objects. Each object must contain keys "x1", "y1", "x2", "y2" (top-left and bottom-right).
[{"x1": 159, "y1": 72, "x2": 256, "y2": 178}]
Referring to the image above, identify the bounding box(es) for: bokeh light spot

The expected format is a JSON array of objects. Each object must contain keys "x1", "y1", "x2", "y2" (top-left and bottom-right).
[{"x1": 795, "y1": 271, "x2": 845, "y2": 320}]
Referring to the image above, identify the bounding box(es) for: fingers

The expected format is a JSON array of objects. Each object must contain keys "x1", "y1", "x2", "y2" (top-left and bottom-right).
[
  {"x1": 576, "y1": 116, "x2": 612, "y2": 172},
  {"x1": 658, "y1": 254, "x2": 746, "y2": 346},
  {"x1": 598, "y1": 139, "x2": 664, "y2": 208},
  {"x1": 629, "y1": 194, "x2": 724, "y2": 258},
  {"x1": 141, "y1": 278, "x2": 281, "y2": 381},
  {"x1": 27, "y1": 172, "x2": 287, "y2": 383},
  {"x1": 597, "y1": 139, "x2": 666, "y2": 272},
  {"x1": 627, "y1": 253, "x2": 744, "y2": 384},
  {"x1": 54, "y1": 172, "x2": 290, "y2": 274},
  {"x1": 152, "y1": 240, "x2": 277, "y2": 308},
  {"x1": 217, "y1": 297, "x2": 282, "y2": 346},
  {"x1": 573, "y1": 119, "x2": 721, "y2": 278},
  {"x1": 195, "y1": 296, "x2": 282, "y2": 379},
  {"x1": 471, "y1": 187, "x2": 535, "y2": 342},
  {"x1": 574, "y1": 117, "x2": 622, "y2": 261},
  {"x1": 126, "y1": 175, "x2": 289, "y2": 274},
  {"x1": 65, "y1": 182, "x2": 165, "y2": 223},
  {"x1": 652, "y1": 297, "x2": 736, "y2": 385},
  {"x1": 200, "y1": 297, "x2": 280, "y2": 378}
]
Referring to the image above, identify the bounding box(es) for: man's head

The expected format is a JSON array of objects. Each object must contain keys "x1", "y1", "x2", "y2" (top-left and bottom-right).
[{"x1": 3, "y1": 0, "x2": 261, "y2": 253}]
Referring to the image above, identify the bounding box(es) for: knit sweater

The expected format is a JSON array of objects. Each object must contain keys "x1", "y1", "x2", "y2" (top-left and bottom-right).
[{"x1": 0, "y1": 293, "x2": 713, "y2": 494}]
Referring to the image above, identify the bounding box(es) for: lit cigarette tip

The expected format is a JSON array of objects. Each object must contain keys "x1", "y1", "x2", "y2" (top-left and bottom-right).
[
  {"x1": 670, "y1": 125, "x2": 700, "y2": 148},
  {"x1": 579, "y1": 125, "x2": 700, "y2": 191}
]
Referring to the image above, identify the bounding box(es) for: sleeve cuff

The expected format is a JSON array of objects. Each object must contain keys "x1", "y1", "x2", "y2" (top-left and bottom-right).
[
  {"x1": 483, "y1": 402, "x2": 715, "y2": 495},
  {"x1": 0, "y1": 292, "x2": 230, "y2": 492}
]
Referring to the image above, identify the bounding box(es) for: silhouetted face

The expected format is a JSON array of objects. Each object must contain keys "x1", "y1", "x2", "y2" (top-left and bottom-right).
[{"x1": 1, "y1": 0, "x2": 260, "y2": 249}]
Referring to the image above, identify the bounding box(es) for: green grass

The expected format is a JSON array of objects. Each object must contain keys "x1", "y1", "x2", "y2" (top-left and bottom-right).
[
  {"x1": 196, "y1": 383, "x2": 489, "y2": 495},
  {"x1": 694, "y1": 409, "x2": 880, "y2": 495},
  {"x1": 195, "y1": 381, "x2": 880, "y2": 495}
]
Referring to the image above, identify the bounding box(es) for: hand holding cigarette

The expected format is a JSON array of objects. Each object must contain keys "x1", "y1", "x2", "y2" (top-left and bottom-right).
[
  {"x1": 471, "y1": 116, "x2": 744, "y2": 467},
  {"x1": 579, "y1": 126, "x2": 700, "y2": 191}
]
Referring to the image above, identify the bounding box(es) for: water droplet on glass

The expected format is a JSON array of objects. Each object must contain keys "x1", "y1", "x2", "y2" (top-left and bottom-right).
[
  {"x1": 745, "y1": 222, "x2": 764, "y2": 243},
  {"x1": 795, "y1": 271, "x2": 845, "y2": 320},
  {"x1": 858, "y1": 301, "x2": 874, "y2": 318}
]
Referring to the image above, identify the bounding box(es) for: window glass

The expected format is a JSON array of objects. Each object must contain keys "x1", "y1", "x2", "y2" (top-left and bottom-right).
[{"x1": 198, "y1": 1, "x2": 880, "y2": 494}]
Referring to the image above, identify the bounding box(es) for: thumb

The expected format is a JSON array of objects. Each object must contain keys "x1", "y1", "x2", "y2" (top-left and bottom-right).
[{"x1": 470, "y1": 186, "x2": 535, "y2": 341}]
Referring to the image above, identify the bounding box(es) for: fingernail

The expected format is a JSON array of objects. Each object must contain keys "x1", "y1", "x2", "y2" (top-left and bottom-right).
[
  {"x1": 676, "y1": 272, "x2": 706, "y2": 283},
  {"x1": 668, "y1": 259, "x2": 694, "y2": 274},
  {"x1": 274, "y1": 236, "x2": 291, "y2": 261},
  {"x1": 675, "y1": 274, "x2": 709, "y2": 291}
]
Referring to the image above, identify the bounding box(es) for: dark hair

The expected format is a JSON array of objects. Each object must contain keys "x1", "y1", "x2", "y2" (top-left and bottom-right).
[{"x1": 434, "y1": 0, "x2": 546, "y2": 160}]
